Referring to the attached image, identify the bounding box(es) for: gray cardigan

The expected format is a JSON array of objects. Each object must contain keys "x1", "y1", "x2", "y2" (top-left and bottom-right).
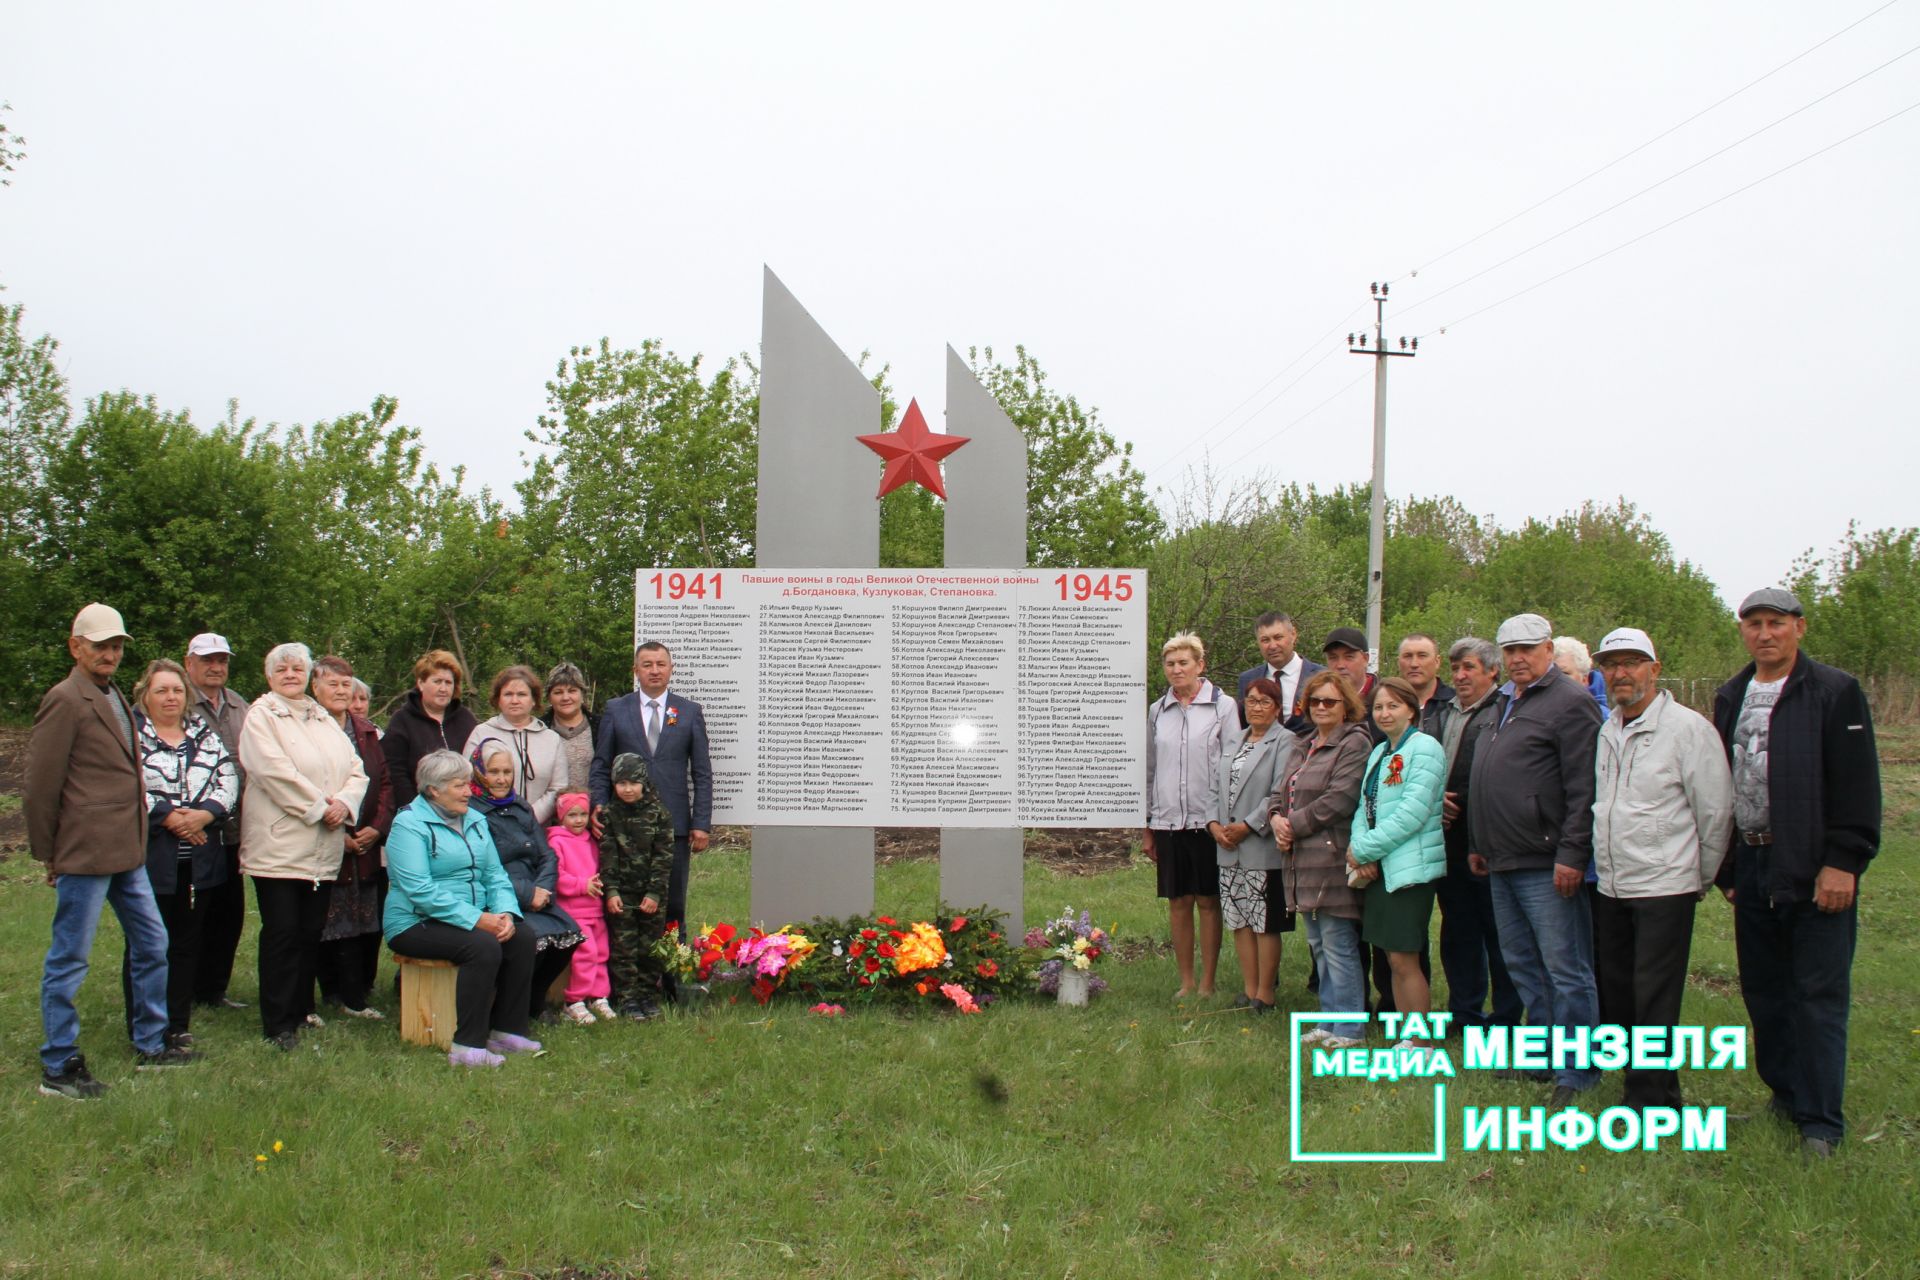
[{"x1": 1213, "y1": 726, "x2": 1298, "y2": 870}]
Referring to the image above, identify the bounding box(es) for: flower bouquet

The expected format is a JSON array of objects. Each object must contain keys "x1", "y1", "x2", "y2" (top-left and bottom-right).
[{"x1": 1026, "y1": 908, "x2": 1112, "y2": 1005}]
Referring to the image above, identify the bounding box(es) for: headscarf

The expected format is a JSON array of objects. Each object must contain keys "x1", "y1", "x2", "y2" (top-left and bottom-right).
[{"x1": 470, "y1": 737, "x2": 521, "y2": 808}]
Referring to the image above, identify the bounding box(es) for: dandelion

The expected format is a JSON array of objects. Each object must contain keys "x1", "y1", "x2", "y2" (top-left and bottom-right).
[
  {"x1": 254, "y1": 1154, "x2": 268, "y2": 1164},
  {"x1": 272, "y1": 1141, "x2": 284, "y2": 1154}
]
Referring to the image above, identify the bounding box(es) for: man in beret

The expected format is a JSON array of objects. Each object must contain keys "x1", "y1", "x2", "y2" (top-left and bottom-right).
[{"x1": 1714, "y1": 588, "x2": 1880, "y2": 1160}]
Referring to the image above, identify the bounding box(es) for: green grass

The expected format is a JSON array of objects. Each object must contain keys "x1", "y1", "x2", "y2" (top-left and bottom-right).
[{"x1": 1, "y1": 737, "x2": 1917, "y2": 1278}]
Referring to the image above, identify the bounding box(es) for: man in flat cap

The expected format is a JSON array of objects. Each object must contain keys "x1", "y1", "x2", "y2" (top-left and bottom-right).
[
  {"x1": 1590, "y1": 626, "x2": 1732, "y2": 1110},
  {"x1": 183, "y1": 632, "x2": 251, "y2": 1010},
  {"x1": 26, "y1": 604, "x2": 196, "y2": 1099},
  {"x1": 1714, "y1": 589, "x2": 1880, "y2": 1159},
  {"x1": 1468, "y1": 612, "x2": 1604, "y2": 1106}
]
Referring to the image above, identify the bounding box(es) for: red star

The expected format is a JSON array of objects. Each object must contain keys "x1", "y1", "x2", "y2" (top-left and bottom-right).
[{"x1": 856, "y1": 399, "x2": 969, "y2": 500}]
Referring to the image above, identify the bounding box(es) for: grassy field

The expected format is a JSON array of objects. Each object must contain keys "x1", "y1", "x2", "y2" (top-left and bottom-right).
[{"x1": 0, "y1": 733, "x2": 1915, "y2": 1279}]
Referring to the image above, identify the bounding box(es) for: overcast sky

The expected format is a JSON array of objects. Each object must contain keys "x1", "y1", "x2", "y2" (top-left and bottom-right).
[{"x1": 4, "y1": 2, "x2": 1916, "y2": 607}]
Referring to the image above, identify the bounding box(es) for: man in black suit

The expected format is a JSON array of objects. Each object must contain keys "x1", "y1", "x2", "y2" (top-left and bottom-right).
[
  {"x1": 590, "y1": 641, "x2": 713, "y2": 941},
  {"x1": 1235, "y1": 612, "x2": 1322, "y2": 732}
]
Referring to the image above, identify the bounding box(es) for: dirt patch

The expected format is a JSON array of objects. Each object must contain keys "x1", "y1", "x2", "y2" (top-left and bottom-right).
[{"x1": 711, "y1": 823, "x2": 1138, "y2": 873}]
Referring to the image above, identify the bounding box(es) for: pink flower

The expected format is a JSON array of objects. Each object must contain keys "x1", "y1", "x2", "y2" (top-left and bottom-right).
[
  {"x1": 809, "y1": 1003, "x2": 845, "y2": 1017},
  {"x1": 939, "y1": 983, "x2": 980, "y2": 1014}
]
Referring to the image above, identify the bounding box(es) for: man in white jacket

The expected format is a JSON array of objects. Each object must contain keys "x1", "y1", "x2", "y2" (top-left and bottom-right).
[{"x1": 1590, "y1": 627, "x2": 1734, "y2": 1109}]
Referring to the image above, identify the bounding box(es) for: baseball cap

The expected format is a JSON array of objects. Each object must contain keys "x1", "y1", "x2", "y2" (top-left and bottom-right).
[
  {"x1": 1594, "y1": 627, "x2": 1658, "y2": 662},
  {"x1": 1495, "y1": 613, "x2": 1553, "y2": 647},
  {"x1": 1737, "y1": 587, "x2": 1804, "y2": 618},
  {"x1": 1322, "y1": 626, "x2": 1368, "y2": 653},
  {"x1": 71, "y1": 603, "x2": 131, "y2": 643},
  {"x1": 187, "y1": 632, "x2": 234, "y2": 657}
]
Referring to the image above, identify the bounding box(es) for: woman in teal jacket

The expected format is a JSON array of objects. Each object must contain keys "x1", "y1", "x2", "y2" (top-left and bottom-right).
[
  {"x1": 1349, "y1": 677, "x2": 1447, "y2": 1048},
  {"x1": 384, "y1": 749, "x2": 542, "y2": 1068}
]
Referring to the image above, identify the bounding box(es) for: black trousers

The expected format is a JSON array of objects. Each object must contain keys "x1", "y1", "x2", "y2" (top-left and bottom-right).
[
  {"x1": 123, "y1": 864, "x2": 202, "y2": 1042},
  {"x1": 1592, "y1": 890, "x2": 1696, "y2": 1108},
  {"x1": 667, "y1": 835, "x2": 691, "y2": 942},
  {"x1": 194, "y1": 847, "x2": 246, "y2": 1004},
  {"x1": 389, "y1": 920, "x2": 536, "y2": 1048},
  {"x1": 1435, "y1": 865, "x2": 1525, "y2": 1028},
  {"x1": 530, "y1": 941, "x2": 578, "y2": 1019},
  {"x1": 254, "y1": 877, "x2": 330, "y2": 1040},
  {"x1": 316, "y1": 932, "x2": 385, "y2": 1010},
  {"x1": 1733, "y1": 849, "x2": 1857, "y2": 1143}
]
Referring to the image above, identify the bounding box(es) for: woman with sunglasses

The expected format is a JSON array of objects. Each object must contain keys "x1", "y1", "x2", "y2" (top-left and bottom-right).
[{"x1": 1271, "y1": 669, "x2": 1375, "y2": 1047}]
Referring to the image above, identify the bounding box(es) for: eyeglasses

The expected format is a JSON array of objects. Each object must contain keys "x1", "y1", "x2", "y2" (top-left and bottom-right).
[{"x1": 1306, "y1": 696, "x2": 1344, "y2": 708}]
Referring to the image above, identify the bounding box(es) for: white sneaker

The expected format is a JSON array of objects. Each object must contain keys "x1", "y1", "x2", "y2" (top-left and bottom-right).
[
  {"x1": 1300, "y1": 1027, "x2": 1335, "y2": 1047},
  {"x1": 563, "y1": 1001, "x2": 597, "y2": 1026},
  {"x1": 1392, "y1": 1038, "x2": 1430, "y2": 1064},
  {"x1": 304, "y1": 1013, "x2": 327, "y2": 1029},
  {"x1": 588, "y1": 998, "x2": 617, "y2": 1021},
  {"x1": 340, "y1": 1006, "x2": 384, "y2": 1021},
  {"x1": 1322, "y1": 1034, "x2": 1367, "y2": 1050}
]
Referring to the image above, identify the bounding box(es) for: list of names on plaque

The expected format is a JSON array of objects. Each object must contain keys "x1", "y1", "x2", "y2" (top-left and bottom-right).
[{"x1": 634, "y1": 568, "x2": 1145, "y2": 827}]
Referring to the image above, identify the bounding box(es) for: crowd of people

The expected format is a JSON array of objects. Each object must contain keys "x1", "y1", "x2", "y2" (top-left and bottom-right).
[
  {"x1": 25, "y1": 618, "x2": 709, "y2": 1084},
  {"x1": 23, "y1": 590, "x2": 1883, "y2": 1161},
  {"x1": 1146, "y1": 596, "x2": 1881, "y2": 1158}
]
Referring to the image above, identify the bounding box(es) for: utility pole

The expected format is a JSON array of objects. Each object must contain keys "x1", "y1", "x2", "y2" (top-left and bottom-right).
[{"x1": 1348, "y1": 283, "x2": 1417, "y2": 673}]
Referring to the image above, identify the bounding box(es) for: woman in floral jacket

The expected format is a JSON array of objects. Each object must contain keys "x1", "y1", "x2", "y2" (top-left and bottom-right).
[{"x1": 129, "y1": 658, "x2": 239, "y2": 1050}]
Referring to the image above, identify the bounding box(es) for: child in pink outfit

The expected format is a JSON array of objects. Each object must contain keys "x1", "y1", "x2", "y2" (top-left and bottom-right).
[{"x1": 549, "y1": 792, "x2": 613, "y2": 1022}]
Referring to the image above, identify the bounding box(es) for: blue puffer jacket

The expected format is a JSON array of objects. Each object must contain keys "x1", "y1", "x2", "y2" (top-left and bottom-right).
[
  {"x1": 383, "y1": 794, "x2": 522, "y2": 940},
  {"x1": 1349, "y1": 729, "x2": 1447, "y2": 892}
]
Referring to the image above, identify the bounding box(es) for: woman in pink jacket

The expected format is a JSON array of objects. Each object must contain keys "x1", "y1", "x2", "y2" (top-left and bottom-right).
[{"x1": 548, "y1": 792, "x2": 613, "y2": 1023}]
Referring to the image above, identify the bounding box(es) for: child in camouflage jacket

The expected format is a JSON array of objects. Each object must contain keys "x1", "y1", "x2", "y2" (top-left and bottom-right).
[{"x1": 603, "y1": 753, "x2": 676, "y2": 1020}]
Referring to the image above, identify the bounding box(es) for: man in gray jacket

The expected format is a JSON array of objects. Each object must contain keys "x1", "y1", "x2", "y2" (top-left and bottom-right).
[
  {"x1": 1590, "y1": 627, "x2": 1733, "y2": 1109},
  {"x1": 1467, "y1": 613, "x2": 1604, "y2": 1106}
]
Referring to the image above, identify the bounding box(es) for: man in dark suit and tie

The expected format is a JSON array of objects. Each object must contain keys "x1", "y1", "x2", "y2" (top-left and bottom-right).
[
  {"x1": 590, "y1": 641, "x2": 713, "y2": 943},
  {"x1": 1235, "y1": 612, "x2": 1322, "y2": 732}
]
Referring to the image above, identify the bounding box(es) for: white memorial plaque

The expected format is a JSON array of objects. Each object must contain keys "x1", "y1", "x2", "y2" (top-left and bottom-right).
[{"x1": 635, "y1": 568, "x2": 1146, "y2": 827}]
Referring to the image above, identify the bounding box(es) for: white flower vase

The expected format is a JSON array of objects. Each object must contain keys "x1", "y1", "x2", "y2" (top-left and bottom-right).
[{"x1": 1057, "y1": 966, "x2": 1091, "y2": 1007}]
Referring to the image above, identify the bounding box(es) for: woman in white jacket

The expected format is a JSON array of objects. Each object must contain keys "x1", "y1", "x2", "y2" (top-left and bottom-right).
[
  {"x1": 240, "y1": 643, "x2": 369, "y2": 1049},
  {"x1": 462, "y1": 665, "x2": 568, "y2": 824}
]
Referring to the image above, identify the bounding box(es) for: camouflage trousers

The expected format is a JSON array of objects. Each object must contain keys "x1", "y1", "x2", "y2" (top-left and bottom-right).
[{"x1": 607, "y1": 907, "x2": 668, "y2": 1006}]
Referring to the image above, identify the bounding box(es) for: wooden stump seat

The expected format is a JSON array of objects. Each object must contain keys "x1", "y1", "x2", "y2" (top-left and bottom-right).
[{"x1": 393, "y1": 954, "x2": 457, "y2": 1050}]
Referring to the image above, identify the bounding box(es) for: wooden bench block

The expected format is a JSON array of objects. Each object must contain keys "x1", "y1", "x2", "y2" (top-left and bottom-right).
[{"x1": 394, "y1": 954, "x2": 457, "y2": 1050}]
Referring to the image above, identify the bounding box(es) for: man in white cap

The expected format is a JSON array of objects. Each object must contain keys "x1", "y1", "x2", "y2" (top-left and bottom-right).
[
  {"x1": 1467, "y1": 611, "x2": 1603, "y2": 1107},
  {"x1": 1590, "y1": 626, "x2": 1733, "y2": 1110},
  {"x1": 1713, "y1": 588, "x2": 1880, "y2": 1160},
  {"x1": 183, "y1": 632, "x2": 250, "y2": 1010},
  {"x1": 26, "y1": 604, "x2": 196, "y2": 1099}
]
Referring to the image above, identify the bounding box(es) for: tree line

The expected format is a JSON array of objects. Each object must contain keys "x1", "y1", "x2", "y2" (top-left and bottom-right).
[{"x1": 2, "y1": 296, "x2": 1913, "y2": 721}]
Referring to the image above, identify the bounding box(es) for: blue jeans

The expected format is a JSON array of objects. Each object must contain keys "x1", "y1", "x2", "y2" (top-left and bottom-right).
[
  {"x1": 41, "y1": 868, "x2": 170, "y2": 1071},
  {"x1": 1490, "y1": 869, "x2": 1599, "y2": 1090},
  {"x1": 1303, "y1": 911, "x2": 1366, "y2": 1037},
  {"x1": 1436, "y1": 865, "x2": 1525, "y2": 1028}
]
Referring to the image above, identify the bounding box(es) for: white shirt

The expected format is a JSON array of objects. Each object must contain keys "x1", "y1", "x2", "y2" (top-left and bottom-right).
[{"x1": 1269, "y1": 654, "x2": 1305, "y2": 715}]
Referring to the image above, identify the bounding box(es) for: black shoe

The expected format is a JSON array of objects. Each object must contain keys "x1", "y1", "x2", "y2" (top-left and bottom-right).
[
  {"x1": 1547, "y1": 1085, "x2": 1582, "y2": 1110},
  {"x1": 1801, "y1": 1136, "x2": 1836, "y2": 1161},
  {"x1": 1231, "y1": 994, "x2": 1254, "y2": 1009},
  {"x1": 39, "y1": 1054, "x2": 108, "y2": 1100},
  {"x1": 197, "y1": 995, "x2": 248, "y2": 1011},
  {"x1": 268, "y1": 1030, "x2": 300, "y2": 1052},
  {"x1": 636, "y1": 998, "x2": 663, "y2": 1021},
  {"x1": 617, "y1": 1003, "x2": 651, "y2": 1022},
  {"x1": 166, "y1": 1031, "x2": 195, "y2": 1051},
  {"x1": 135, "y1": 1044, "x2": 199, "y2": 1070},
  {"x1": 1251, "y1": 1000, "x2": 1277, "y2": 1016}
]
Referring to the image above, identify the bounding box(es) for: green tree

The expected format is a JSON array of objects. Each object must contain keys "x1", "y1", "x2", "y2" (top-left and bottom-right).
[
  {"x1": 1793, "y1": 524, "x2": 1920, "y2": 680},
  {"x1": 967, "y1": 346, "x2": 1162, "y2": 567}
]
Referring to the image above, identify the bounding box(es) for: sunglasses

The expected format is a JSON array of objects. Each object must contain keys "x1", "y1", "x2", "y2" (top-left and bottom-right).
[{"x1": 1306, "y1": 696, "x2": 1344, "y2": 708}]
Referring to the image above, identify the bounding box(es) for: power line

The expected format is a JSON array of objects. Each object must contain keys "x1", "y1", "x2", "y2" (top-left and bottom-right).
[
  {"x1": 1144, "y1": 304, "x2": 1365, "y2": 481},
  {"x1": 1398, "y1": 37, "x2": 1920, "y2": 320},
  {"x1": 1390, "y1": 0, "x2": 1911, "y2": 285},
  {"x1": 1214, "y1": 369, "x2": 1372, "y2": 478},
  {"x1": 1416, "y1": 96, "x2": 1920, "y2": 338}
]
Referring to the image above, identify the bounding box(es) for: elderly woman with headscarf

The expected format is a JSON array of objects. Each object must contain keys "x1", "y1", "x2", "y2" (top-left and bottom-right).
[
  {"x1": 470, "y1": 736, "x2": 583, "y2": 1022},
  {"x1": 384, "y1": 749, "x2": 542, "y2": 1068},
  {"x1": 464, "y1": 665, "x2": 568, "y2": 824},
  {"x1": 383, "y1": 649, "x2": 480, "y2": 812},
  {"x1": 311, "y1": 655, "x2": 395, "y2": 1019},
  {"x1": 127, "y1": 657, "x2": 239, "y2": 1051},
  {"x1": 239, "y1": 643, "x2": 369, "y2": 1049}
]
